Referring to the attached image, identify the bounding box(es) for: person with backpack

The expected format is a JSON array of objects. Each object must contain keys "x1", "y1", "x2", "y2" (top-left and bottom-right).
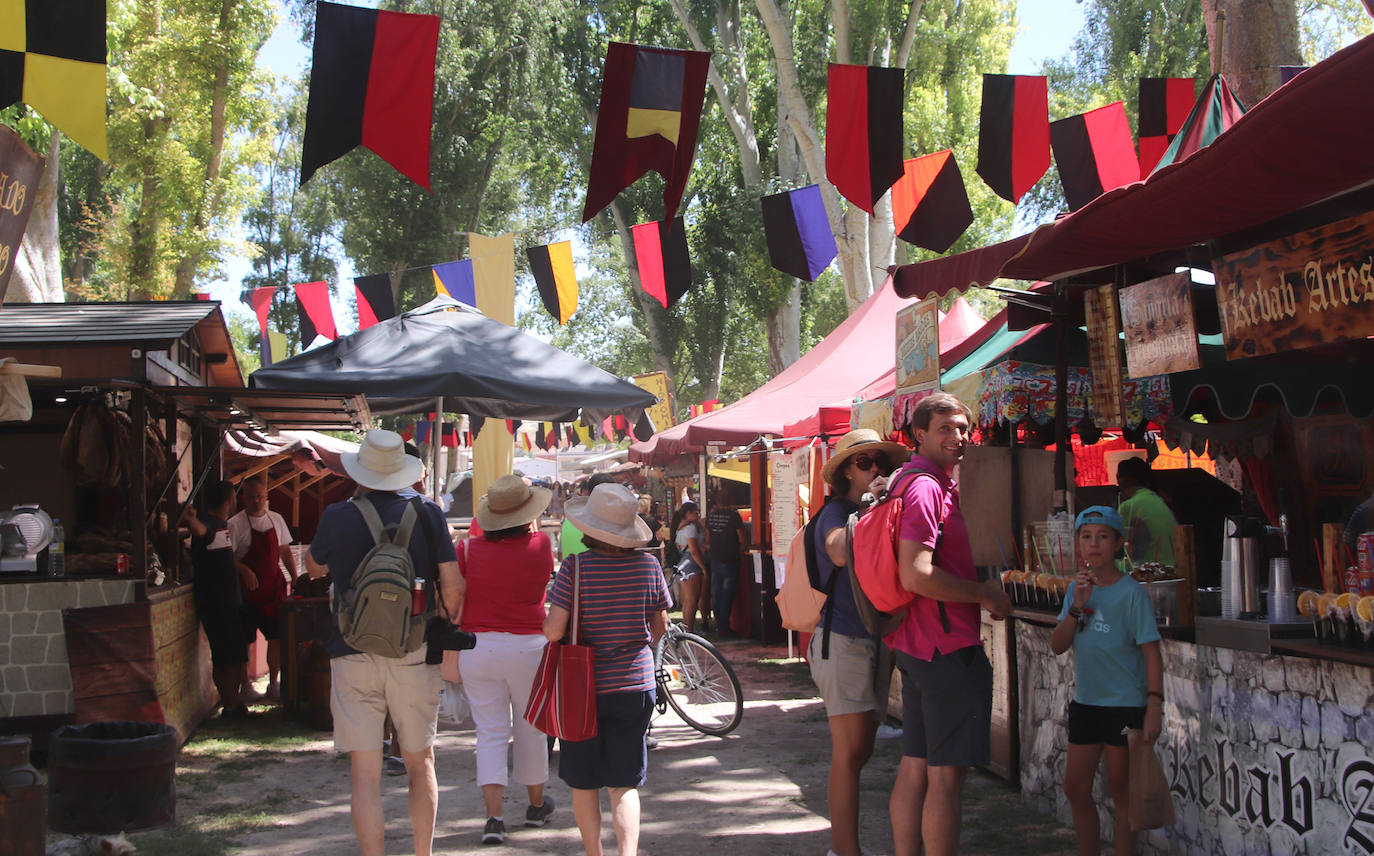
[
  {"x1": 810, "y1": 429, "x2": 909, "y2": 856},
  {"x1": 887, "y1": 392, "x2": 1011, "y2": 856},
  {"x1": 304, "y1": 430, "x2": 463, "y2": 856}
]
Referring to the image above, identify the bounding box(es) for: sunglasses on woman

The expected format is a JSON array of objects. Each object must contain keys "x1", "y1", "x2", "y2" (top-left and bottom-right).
[{"x1": 850, "y1": 454, "x2": 888, "y2": 472}]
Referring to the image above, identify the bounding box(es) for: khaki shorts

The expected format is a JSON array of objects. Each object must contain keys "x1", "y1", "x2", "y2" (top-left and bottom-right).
[
  {"x1": 808, "y1": 630, "x2": 880, "y2": 717},
  {"x1": 331, "y1": 646, "x2": 442, "y2": 754}
]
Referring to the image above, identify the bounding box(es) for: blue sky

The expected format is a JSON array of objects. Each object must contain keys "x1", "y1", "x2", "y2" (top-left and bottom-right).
[{"x1": 207, "y1": 0, "x2": 1086, "y2": 330}]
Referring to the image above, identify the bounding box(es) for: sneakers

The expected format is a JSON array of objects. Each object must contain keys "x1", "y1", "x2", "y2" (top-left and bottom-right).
[
  {"x1": 220, "y1": 704, "x2": 252, "y2": 720},
  {"x1": 524, "y1": 796, "x2": 555, "y2": 827},
  {"x1": 384, "y1": 755, "x2": 406, "y2": 777},
  {"x1": 241, "y1": 685, "x2": 266, "y2": 702},
  {"x1": 482, "y1": 817, "x2": 506, "y2": 845}
]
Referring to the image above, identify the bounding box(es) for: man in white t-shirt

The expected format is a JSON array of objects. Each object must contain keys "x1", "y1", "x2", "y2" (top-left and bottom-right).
[{"x1": 229, "y1": 477, "x2": 299, "y2": 701}]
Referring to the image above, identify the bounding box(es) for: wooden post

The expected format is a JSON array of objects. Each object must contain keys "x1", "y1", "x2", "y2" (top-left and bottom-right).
[
  {"x1": 1174, "y1": 524, "x2": 1196, "y2": 627},
  {"x1": 131, "y1": 388, "x2": 148, "y2": 578},
  {"x1": 1322, "y1": 523, "x2": 1345, "y2": 593},
  {"x1": 291, "y1": 473, "x2": 301, "y2": 528}
]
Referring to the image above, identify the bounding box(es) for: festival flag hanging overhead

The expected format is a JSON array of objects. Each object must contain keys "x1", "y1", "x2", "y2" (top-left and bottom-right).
[
  {"x1": 294, "y1": 281, "x2": 337, "y2": 346},
  {"x1": 760, "y1": 185, "x2": 837, "y2": 282},
  {"x1": 469, "y1": 232, "x2": 516, "y2": 325},
  {"x1": 527, "y1": 241, "x2": 578, "y2": 325},
  {"x1": 890, "y1": 151, "x2": 973, "y2": 253},
  {"x1": 354, "y1": 274, "x2": 395, "y2": 329},
  {"x1": 300, "y1": 2, "x2": 439, "y2": 189},
  {"x1": 976, "y1": 74, "x2": 1050, "y2": 203},
  {"x1": 631, "y1": 216, "x2": 691, "y2": 309},
  {"x1": 1150, "y1": 74, "x2": 1246, "y2": 175},
  {"x1": 1136, "y1": 77, "x2": 1195, "y2": 178},
  {"x1": 248, "y1": 287, "x2": 276, "y2": 367},
  {"x1": 825, "y1": 64, "x2": 905, "y2": 214},
  {"x1": 0, "y1": 0, "x2": 108, "y2": 159},
  {"x1": 581, "y1": 42, "x2": 711, "y2": 223},
  {"x1": 1049, "y1": 101, "x2": 1140, "y2": 212},
  {"x1": 431, "y1": 259, "x2": 476, "y2": 305},
  {"x1": 1279, "y1": 66, "x2": 1308, "y2": 84},
  {"x1": 266, "y1": 330, "x2": 289, "y2": 366}
]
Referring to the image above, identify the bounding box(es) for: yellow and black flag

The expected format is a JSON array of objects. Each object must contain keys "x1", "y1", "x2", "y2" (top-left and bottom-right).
[
  {"x1": 0, "y1": 0, "x2": 107, "y2": 159},
  {"x1": 527, "y1": 241, "x2": 578, "y2": 325}
]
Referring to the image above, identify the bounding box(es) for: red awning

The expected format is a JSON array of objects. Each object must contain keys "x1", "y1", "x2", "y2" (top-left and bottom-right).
[{"x1": 894, "y1": 32, "x2": 1374, "y2": 295}]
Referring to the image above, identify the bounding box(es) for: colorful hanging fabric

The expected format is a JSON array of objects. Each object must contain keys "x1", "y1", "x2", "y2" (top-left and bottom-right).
[
  {"x1": 1136, "y1": 78, "x2": 1195, "y2": 178},
  {"x1": 582, "y1": 42, "x2": 711, "y2": 223},
  {"x1": 431, "y1": 259, "x2": 476, "y2": 305},
  {"x1": 0, "y1": 0, "x2": 107, "y2": 159},
  {"x1": 354, "y1": 274, "x2": 395, "y2": 329},
  {"x1": 1049, "y1": 102, "x2": 1140, "y2": 212},
  {"x1": 760, "y1": 185, "x2": 837, "y2": 281},
  {"x1": 294, "y1": 281, "x2": 337, "y2": 346},
  {"x1": 1150, "y1": 74, "x2": 1246, "y2": 175},
  {"x1": 824, "y1": 64, "x2": 905, "y2": 215},
  {"x1": 266, "y1": 330, "x2": 288, "y2": 366},
  {"x1": 632, "y1": 217, "x2": 691, "y2": 308},
  {"x1": 527, "y1": 241, "x2": 578, "y2": 324},
  {"x1": 300, "y1": 2, "x2": 439, "y2": 189},
  {"x1": 469, "y1": 232, "x2": 516, "y2": 325},
  {"x1": 976, "y1": 74, "x2": 1050, "y2": 204},
  {"x1": 248, "y1": 287, "x2": 276, "y2": 366},
  {"x1": 976, "y1": 360, "x2": 1171, "y2": 430},
  {"x1": 891, "y1": 151, "x2": 973, "y2": 253}
]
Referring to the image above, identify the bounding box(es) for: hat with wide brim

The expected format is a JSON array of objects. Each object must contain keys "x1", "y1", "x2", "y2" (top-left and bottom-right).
[
  {"x1": 564, "y1": 483, "x2": 652, "y2": 548},
  {"x1": 341, "y1": 429, "x2": 424, "y2": 492},
  {"x1": 476, "y1": 474, "x2": 553, "y2": 531},
  {"x1": 820, "y1": 428, "x2": 910, "y2": 482}
]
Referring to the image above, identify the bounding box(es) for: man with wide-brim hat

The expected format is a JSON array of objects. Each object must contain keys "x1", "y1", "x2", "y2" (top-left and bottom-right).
[
  {"x1": 542, "y1": 483, "x2": 670, "y2": 856},
  {"x1": 305, "y1": 428, "x2": 463, "y2": 856}
]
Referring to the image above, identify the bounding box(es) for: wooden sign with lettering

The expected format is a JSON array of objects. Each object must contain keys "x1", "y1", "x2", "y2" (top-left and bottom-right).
[
  {"x1": 1119, "y1": 272, "x2": 1201, "y2": 378},
  {"x1": 895, "y1": 297, "x2": 939, "y2": 396},
  {"x1": 1084, "y1": 284, "x2": 1124, "y2": 427},
  {"x1": 1213, "y1": 208, "x2": 1374, "y2": 360},
  {"x1": 0, "y1": 125, "x2": 42, "y2": 305}
]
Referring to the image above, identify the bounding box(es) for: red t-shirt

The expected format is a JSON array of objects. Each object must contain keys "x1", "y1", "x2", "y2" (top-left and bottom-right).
[{"x1": 459, "y1": 531, "x2": 553, "y2": 634}]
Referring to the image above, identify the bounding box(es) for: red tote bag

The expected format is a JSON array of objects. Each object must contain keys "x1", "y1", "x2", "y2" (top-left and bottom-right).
[{"x1": 524, "y1": 555, "x2": 598, "y2": 741}]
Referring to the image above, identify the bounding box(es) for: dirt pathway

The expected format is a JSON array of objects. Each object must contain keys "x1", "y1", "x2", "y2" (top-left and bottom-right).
[{"x1": 82, "y1": 637, "x2": 1076, "y2": 856}]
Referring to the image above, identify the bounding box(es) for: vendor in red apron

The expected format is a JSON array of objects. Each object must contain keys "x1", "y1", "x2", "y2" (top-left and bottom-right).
[{"x1": 229, "y1": 477, "x2": 299, "y2": 702}]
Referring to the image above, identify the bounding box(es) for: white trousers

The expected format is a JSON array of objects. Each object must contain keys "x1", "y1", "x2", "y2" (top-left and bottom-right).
[{"x1": 461, "y1": 631, "x2": 549, "y2": 788}]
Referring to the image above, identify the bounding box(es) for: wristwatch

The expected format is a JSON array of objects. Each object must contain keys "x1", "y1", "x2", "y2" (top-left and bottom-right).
[{"x1": 1067, "y1": 605, "x2": 1082, "y2": 619}]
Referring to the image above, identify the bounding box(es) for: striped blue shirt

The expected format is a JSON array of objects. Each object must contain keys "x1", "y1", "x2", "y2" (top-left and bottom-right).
[{"x1": 549, "y1": 551, "x2": 671, "y2": 693}]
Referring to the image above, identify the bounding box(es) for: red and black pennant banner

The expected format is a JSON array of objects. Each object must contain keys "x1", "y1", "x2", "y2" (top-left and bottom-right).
[
  {"x1": 1049, "y1": 101, "x2": 1139, "y2": 212},
  {"x1": 300, "y1": 2, "x2": 439, "y2": 189},
  {"x1": 825, "y1": 64, "x2": 905, "y2": 215},
  {"x1": 353, "y1": 273, "x2": 395, "y2": 329},
  {"x1": 582, "y1": 42, "x2": 711, "y2": 223},
  {"x1": 976, "y1": 74, "x2": 1050, "y2": 204},
  {"x1": 294, "y1": 281, "x2": 337, "y2": 346},
  {"x1": 632, "y1": 216, "x2": 692, "y2": 309},
  {"x1": 891, "y1": 151, "x2": 973, "y2": 253},
  {"x1": 1137, "y1": 77, "x2": 1195, "y2": 178}
]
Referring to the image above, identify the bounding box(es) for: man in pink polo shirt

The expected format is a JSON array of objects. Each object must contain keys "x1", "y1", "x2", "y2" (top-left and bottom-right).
[{"x1": 887, "y1": 392, "x2": 1011, "y2": 856}]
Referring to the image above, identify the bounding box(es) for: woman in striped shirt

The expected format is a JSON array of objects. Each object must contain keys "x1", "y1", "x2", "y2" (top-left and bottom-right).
[{"x1": 544, "y1": 483, "x2": 671, "y2": 856}]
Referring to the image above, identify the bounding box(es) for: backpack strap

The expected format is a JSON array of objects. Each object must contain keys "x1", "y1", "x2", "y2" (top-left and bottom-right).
[
  {"x1": 392, "y1": 500, "x2": 420, "y2": 550},
  {"x1": 905, "y1": 469, "x2": 954, "y2": 634},
  {"x1": 803, "y1": 502, "x2": 844, "y2": 659},
  {"x1": 352, "y1": 494, "x2": 386, "y2": 545}
]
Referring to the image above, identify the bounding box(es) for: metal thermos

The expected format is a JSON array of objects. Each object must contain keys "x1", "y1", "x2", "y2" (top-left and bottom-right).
[{"x1": 1223, "y1": 516, "x2": 1267, "y2": 618}]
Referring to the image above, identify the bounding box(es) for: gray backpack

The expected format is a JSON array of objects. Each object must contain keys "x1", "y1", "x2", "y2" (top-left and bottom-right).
[{"x1": 336, "y1": 495, "x2": 432, "y2": 657}]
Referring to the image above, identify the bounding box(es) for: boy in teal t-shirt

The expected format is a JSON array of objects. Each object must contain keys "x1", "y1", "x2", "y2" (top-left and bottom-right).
[{"x1": 1050, "y1": 506, "x2": 1164, "y2": 856}]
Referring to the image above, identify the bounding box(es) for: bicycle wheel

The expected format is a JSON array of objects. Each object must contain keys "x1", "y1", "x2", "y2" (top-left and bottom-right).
[{"x1": 655, "y1": 631, "x2": 743, "y2": 736}]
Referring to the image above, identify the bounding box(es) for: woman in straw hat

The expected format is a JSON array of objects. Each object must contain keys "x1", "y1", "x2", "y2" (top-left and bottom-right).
[
  {"x1": 543, "y1": 483, "x2": 672, "y2": 856},
  {"x1": 812, "y1": 429, "x2": 907, "y2": 856},
  {"x1": 457, "y1": 475, "x2": 558, "y2": 844}
]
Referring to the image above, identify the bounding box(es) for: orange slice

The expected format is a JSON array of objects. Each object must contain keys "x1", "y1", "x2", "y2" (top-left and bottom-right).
[
  {"x1": 1336, "y1": 592, "x2": 1355, "y2": 612},
  {"x1": 1318, "y1": 592, "x2": 1339, "y2": 615},
  {"x1": 1297, "y1": 590, "x2": 1319, "y2": 617},
  {"x1": 1358, "y1": 596, "x2": 1374, "y2": 624}
]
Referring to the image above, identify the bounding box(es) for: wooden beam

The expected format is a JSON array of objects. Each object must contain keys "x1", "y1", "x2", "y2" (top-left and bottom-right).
[
  {"x1": 291, "y1": 473, "x2": 301, "y2": 528},
  {"x1": 266, "y1": 467, "x2": 298, "y2": 493},
  {"x1": 1173, "y1": 525, "x2": 1196, "y2": 628},
  {"x1": 0, "y1": 362, "x2": 61, "y2": 377},
  {"x1": 298, "y1": 472, "x2": 330, "y2": 492},
  {"x1": 229, "y1": 453, "x2": 290, "y2": 484}
]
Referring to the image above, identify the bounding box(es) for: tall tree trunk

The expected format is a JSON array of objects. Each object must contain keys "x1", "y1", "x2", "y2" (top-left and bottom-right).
[
  {"x1": 1201, "y1": 0, "x2": 1302, "y2": 108},
  {"x1": 12, "y1": 129, "x2": 64, "y2": 302}
]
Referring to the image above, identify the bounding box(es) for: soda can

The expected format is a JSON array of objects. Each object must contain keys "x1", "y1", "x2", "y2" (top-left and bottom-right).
[
  {"x1": 115, "y1": 553, "x2": 130, "y2": 575},
  {"x1": 1358, "y1": 532, "x2": 1374, "y2": 572},
  {"x1": 1361, "y1": 570, "x2": 1374, "y2": 596},
  {"x1": 1343, "y1": 566, "x2": 1361, "y2": 594}
]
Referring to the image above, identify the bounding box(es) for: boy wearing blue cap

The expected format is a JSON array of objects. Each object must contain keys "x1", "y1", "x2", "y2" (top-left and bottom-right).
[{"x1": 1050, "y1": 506, "x2": 1164, "y2": 856}]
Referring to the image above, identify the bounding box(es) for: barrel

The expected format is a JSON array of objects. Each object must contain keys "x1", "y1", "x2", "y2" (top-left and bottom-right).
[
  {"x1": 300, "y1": 640, "x2": 334, "y2": 732},
  {"x1": 47, "y1": 721, "x2": 177, "y2": 833},
  {"x1": 0, "y1": 735, "x2": 45, "y2": 856}
]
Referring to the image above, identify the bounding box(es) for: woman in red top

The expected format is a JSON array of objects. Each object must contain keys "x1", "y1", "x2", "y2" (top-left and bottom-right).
[{"x1": 454, "y1": 475, "x2": 557, "y2": 845}]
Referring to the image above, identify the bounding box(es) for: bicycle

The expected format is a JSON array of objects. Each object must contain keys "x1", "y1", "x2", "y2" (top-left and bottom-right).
[{"x1": 653, "y1": 620, "x2": 744, "y2": 736}]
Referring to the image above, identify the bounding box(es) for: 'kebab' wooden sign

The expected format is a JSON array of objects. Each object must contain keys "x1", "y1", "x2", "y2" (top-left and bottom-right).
[
  {"x1": 1118, "y1": 272, "x2": 1201, "y2": 378},
  {"x1": 1213, "y1": 208, "x2": 1374, "y2": 360}
]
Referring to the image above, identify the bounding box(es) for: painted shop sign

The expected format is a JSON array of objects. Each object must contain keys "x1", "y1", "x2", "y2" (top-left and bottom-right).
[
  {"x1": 1119, "y1": 272, "x2": 1201, "y2": 378},
  {"x1": 1083, "y1": 284, "x2": 1124, "y2": 426},
  {"x1": 0, "y1": 124, "x2": 43, "y2": 303},
  {"x1": 1213, "y1": 208, "x2": 1374, "y2": 360},
  {"x1": 894, "y1": 297, "x2": 939, "y2": 397}
]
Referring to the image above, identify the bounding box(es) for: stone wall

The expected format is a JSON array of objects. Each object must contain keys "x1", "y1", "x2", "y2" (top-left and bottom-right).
[
  {"x1": 1017, "y1": 619, "x2": 1374, "y2": 855},
  {"x1": 0, "y1": 579, "x2": 140, "y2": 718}
]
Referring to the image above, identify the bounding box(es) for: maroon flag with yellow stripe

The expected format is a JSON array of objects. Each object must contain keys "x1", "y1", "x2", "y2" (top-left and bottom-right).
[
  {"x1": 0, "y1": 0, "x2": 107, "y2": 159},
  {"x1": 527, "y1": 242, "x2": 578, "y2": 325},
  {"x1": 582, "y1": 42, "x2": 710, "y2": 223}
]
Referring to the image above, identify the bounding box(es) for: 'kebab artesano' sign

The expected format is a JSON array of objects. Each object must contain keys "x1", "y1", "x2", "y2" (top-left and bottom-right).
[
  {"x1": 1213, "y1": 209, "x2": 1374, "y2": 360},
  {"x1": 0, "y1": 125, "x2": 43, "y2": 304}
]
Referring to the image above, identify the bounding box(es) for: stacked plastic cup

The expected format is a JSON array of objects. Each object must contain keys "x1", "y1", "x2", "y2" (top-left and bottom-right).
[{"x1": 1268, "y1": 558, "x2": 1294, "y2": 623}]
